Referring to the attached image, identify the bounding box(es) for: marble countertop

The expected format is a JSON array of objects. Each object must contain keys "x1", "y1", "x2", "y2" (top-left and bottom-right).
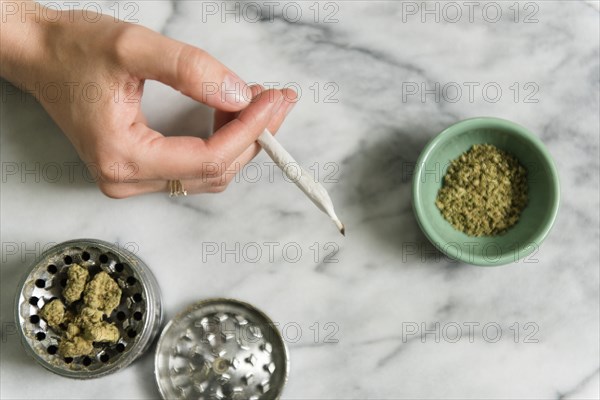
[{"x1": 1, "y1": 1, "x2": 599, "y2": 399}]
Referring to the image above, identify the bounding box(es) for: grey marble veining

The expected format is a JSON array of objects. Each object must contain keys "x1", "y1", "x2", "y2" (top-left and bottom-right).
[{"x1": 1, "y1": 1, "x2": 599, "y2": 399}]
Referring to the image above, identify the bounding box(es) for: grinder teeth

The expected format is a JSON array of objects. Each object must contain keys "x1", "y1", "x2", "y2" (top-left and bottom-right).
[{"x1": 155, "y1": 299, "x2": 289, "y2": 400}]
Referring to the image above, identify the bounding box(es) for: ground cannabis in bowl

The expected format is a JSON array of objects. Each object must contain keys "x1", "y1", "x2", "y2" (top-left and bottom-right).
[
  {"x1": 435, "y1": 144, "x2": 528, "y2": 236},
  {"x1": 38, "y1": 264, "x2": 122, "y2": 358}
]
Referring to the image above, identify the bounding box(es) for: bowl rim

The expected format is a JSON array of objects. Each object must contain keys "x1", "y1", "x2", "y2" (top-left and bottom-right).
[{"x1": 412, "y1": 117, "x2": 561, "y2": 266}]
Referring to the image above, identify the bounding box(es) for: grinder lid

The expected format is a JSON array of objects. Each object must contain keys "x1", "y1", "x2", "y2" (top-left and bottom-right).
[{"x1": 155, "y1": 298, "x2": 289, "y2": 400}]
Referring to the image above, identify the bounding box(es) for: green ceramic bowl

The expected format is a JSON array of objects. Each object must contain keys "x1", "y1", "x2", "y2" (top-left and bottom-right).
[{"x1": 412, "y1": 117, "x2": 560, "y2": 266}]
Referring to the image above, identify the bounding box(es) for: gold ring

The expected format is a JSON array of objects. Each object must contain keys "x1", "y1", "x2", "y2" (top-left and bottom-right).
[{"x1": 168, "y1": 180, "x2": 187, "y2": 197}]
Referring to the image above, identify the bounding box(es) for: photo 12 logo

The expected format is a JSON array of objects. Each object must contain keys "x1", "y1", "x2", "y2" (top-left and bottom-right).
[
  {"x1": 399, "y1": 2, "x2": 540, "y2": 24},
  {"x1": 401, "y1": 240, "x2": 540, "y2": 264},
  {"x1": 401, "y1": 81, "x2": 540, "y2": 104},
  {"x1": 201, "y1": 241, "x2": 340, "y2": 264},
  {"x1": 402, "y1": 321, "x2": 540, "y2": 344},
  {"x1": 1, "y1": 161, "x2": 140, "y2": 185},
  {"x1": 200, "y1": 160, "x2": 340, "y2": 186},
  {"x1": 1, "y1": 241, "x2": 140, "y2": 264},
  {"x1": 1, "y1": 322, "x2": 18, "y2": 343},
  {"x1": 194, "y1": 318, "x2": 340, "y2": 345},
  {"x1": 0, "y1": 1, "x2": 140, "y2": 23},
  {"x1": 197, "y1": 1, "x2": 341, "y2": 24}
]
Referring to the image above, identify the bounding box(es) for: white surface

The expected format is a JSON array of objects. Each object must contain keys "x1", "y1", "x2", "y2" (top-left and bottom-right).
[{"x1": 1, "y1": 1, "x2": 599, "y2": 399}]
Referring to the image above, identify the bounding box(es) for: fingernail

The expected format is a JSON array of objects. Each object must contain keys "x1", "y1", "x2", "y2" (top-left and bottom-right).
[{"x1": 223, "y1": 73, "x2": 251, "y2": 107}]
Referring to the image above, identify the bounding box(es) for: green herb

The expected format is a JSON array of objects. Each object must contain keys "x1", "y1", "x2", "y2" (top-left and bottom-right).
[
  {"x1": 435, "y1": 144, "x2": 528, "y2": 236},
  {"x1": 38, "y1": 266, "x2": 123, "y2": 358}
]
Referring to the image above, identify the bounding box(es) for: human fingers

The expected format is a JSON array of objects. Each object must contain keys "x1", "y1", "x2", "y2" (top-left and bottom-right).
[{"x1": 118, "y1": 25, "x2": 251, "y2": 112}]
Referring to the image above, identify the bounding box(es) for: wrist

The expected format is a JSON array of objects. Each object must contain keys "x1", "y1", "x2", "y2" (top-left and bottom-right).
[{"x1": 0, "y1": 0, "x2": 49, "y2": 85}]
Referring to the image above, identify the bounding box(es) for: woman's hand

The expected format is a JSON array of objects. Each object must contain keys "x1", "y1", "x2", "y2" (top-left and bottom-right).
[{"x1": 0, "y1": 1, "x2": 296, "y2": 197}]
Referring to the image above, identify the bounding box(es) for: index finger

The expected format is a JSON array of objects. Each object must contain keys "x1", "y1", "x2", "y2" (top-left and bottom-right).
[
  {"x1": 127, "y1": 89, "x2": 284, "y2": 180},
  {"x1": 118, "y1": 25, "x2": 251, "y2": 111}
]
